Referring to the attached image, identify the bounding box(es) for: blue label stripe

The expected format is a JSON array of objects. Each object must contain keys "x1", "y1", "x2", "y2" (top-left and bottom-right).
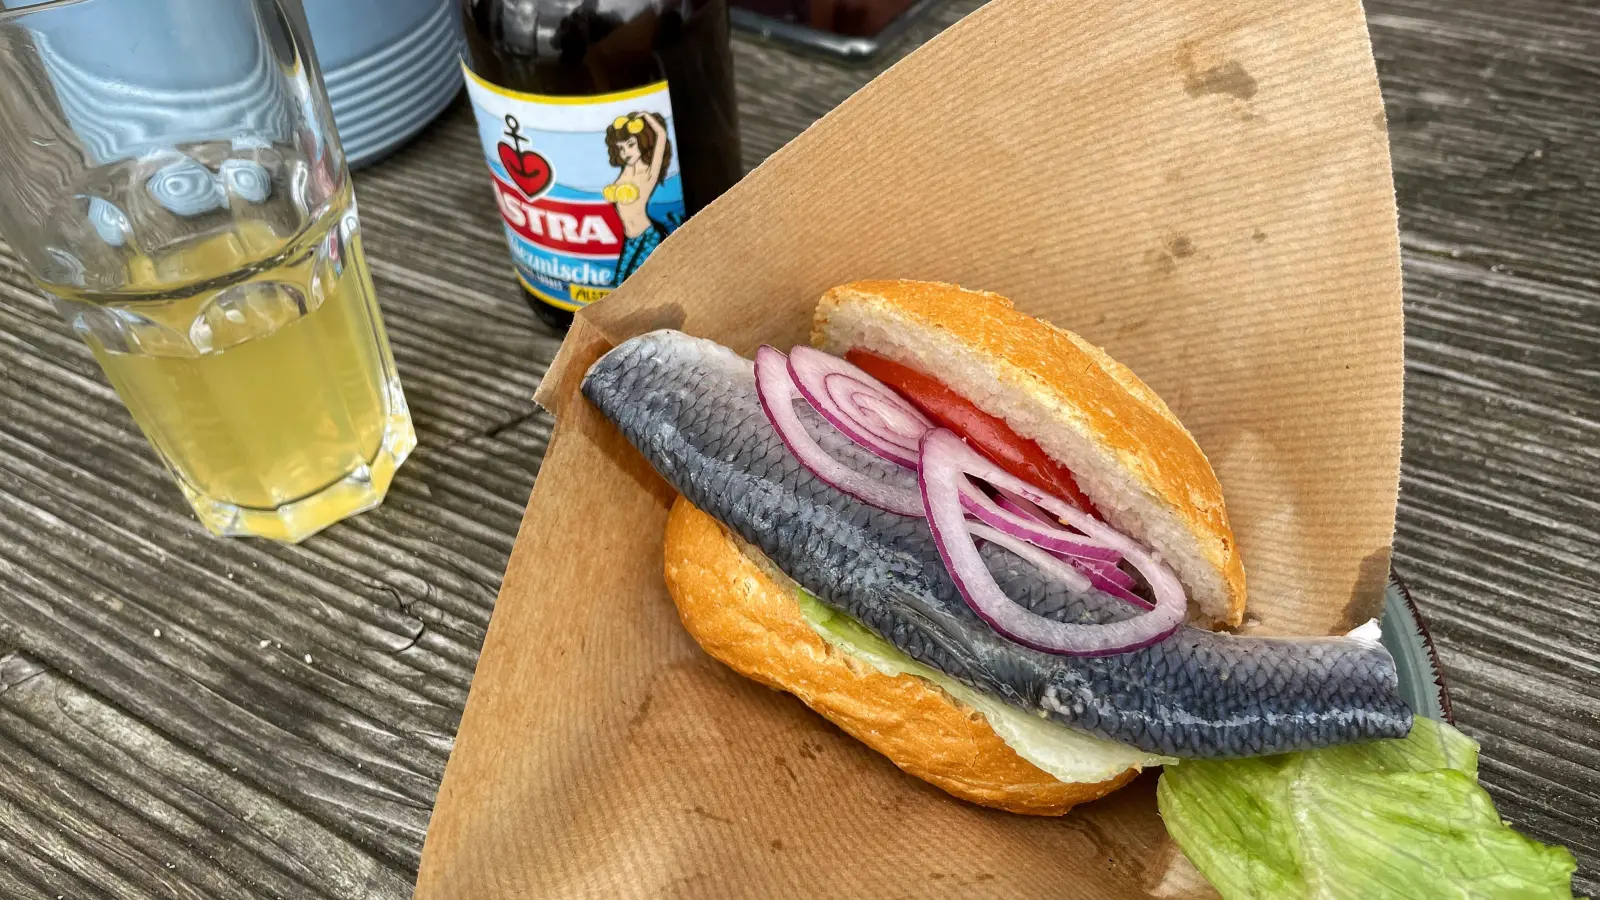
[{"x1": 505, "y1": 229, "x2": 620, "y2": 309}]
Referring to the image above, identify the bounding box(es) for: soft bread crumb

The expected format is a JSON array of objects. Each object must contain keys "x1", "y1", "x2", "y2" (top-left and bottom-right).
[{"x1": 813, "y1": 280, "x2": 1245, "y2": 626}]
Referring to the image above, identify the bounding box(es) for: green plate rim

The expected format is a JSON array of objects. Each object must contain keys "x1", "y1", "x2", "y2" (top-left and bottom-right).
[{"x1": 1380, "y1": 569, "x2": 1453, "y2": 723}]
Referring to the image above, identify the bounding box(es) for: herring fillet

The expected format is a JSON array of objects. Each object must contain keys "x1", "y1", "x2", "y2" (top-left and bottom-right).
[{"x1": 581, "y1": 330, "x2": 1413, "y2": 759}]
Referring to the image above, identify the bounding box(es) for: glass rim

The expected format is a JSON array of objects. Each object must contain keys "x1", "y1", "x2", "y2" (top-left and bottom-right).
[
  {"x1": 0, "y1": 0, "x2": 288, "y2": 22},
  {"x1": 0, "y1": 0, "x2": 101, "y2": 23}
]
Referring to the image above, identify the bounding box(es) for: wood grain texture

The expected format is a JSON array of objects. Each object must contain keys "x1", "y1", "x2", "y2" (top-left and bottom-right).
[
  {"x1": 1373, "y1": 0, "x2": 1600, "y2": 883},
  {"x1": 1, "y1": 0, "x2": 1596, "y2": 895}
]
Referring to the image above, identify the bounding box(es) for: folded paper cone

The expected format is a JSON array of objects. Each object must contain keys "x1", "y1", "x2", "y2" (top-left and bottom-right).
[{"x1": 416, "y1": 0, "x2": 1402, "y2": 894}]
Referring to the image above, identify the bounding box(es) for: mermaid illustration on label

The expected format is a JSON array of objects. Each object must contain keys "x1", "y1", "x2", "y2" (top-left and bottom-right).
[{"x1": 603, "y1": 112, "x2": 679, "y2": 284}]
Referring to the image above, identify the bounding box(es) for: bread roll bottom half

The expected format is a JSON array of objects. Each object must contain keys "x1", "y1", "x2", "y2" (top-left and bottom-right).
[{"x1": 662, "y1": 497, "x2": 1140, "y2": 815}]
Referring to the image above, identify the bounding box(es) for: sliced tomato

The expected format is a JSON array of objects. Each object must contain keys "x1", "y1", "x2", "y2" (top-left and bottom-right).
[{"x1": 846, "y1": 350, "x2": 1099, "y2": 517}]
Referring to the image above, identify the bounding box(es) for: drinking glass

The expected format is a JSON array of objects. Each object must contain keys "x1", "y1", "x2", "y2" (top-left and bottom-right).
[{"x1": 0, "y1": 0, "x2": 415, "y2": 542}]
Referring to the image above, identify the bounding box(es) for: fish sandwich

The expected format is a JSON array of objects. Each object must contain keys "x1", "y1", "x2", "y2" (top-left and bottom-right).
[{"x1": 581, "y1": 280, "x2": 1411, "y2": 815}]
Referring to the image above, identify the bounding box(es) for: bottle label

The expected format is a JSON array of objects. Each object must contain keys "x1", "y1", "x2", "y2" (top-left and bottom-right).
[{"x1": 462, "y1": 64, "x2": 687, "y2": 311}]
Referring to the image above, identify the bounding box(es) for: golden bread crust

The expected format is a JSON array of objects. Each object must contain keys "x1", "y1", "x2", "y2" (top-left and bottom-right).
[
  {"x1": 812, "y1": 279, "x2": 1246, "y2": 625},
  {"x1": 662, "y1": 497, "x2": 1136, "y2": 816}
]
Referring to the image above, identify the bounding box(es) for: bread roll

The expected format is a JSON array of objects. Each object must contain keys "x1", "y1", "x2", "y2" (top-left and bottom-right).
[{"x1": 659, "y1": 280, "x2": 1245, "y2": 814}]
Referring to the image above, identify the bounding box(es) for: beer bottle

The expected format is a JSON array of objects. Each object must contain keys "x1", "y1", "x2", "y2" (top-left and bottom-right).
[{"x1": 459, "y1": 0, "x2": 742, "y2": 331}]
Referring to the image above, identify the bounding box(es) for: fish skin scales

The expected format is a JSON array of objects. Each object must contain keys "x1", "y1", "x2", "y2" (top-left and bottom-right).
[{"x1": 582, "y1": 330, "x2": 1412, "y2": 759}]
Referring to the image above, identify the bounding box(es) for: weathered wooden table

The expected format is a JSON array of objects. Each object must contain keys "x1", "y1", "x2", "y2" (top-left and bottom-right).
[{"x1": 1, "y1": 1, "x2": 1595, "y2": 896}]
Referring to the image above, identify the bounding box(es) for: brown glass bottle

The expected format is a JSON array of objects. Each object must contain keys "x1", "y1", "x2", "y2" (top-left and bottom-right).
[{"x1": 460, "y1": 0, "x2": 742, "y2": 331}]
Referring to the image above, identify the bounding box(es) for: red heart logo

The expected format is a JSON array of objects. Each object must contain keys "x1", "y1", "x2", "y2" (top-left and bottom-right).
[{"x1": 498, "y1": 143, "x2": 552, "y2": 197}]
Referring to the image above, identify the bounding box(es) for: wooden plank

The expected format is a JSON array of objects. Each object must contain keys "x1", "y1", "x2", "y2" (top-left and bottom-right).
[
  {"x1": 1372, "y1": 0, "x2": 1600, "y2": 882},
  {"x1": 0, "y1": 0, "x2": 1595, "y2": 895},
  {"x1": 0, "y1": 653, "x2": 411, "y2": 899}
]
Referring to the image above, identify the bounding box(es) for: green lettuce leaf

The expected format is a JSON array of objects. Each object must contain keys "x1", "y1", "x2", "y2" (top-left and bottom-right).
[
  {"x1": 794, "y1": 589, "x2": 1172, "y2": 784},
  {"x1": 1157, "y1": 716, "x2": 1580, "y2": 899}
]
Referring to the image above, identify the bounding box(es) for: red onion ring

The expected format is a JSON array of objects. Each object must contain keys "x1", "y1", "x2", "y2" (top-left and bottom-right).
[
  {"x1": 994, "y1": 489, "x2": 1054, "y2": 525},
  {"x1": 993, "y1": 488, "x2": 1142, "y2": 599},
  {"x1": 919, "y1": 428, "x2": 1186, "y2": 656},
  {"x1": 961, "y1": 488, "x2": 1122, "y2": 561},
  {"x1": 938, "y1": 429, "x2": 1185, "y2": 614},
  {"x1": 788, "y1": 345, "x2": 933, "y2": 467},
  {"x1": 967, "y1": 522, "x2": 1093, "y2": 594},
  {"x1": 1072, "y1": 564, "x2": 1151, "y2": 609},
  {"x1": 755, "y1": 346, "x2": 924, "y2": 516},
  {"x1": 970, "y1": 520, "x2": 1150, "y2": 609}
]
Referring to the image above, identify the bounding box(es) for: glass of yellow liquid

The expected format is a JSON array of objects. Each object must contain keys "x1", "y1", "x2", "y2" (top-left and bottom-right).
[{"x1": 0, "y1": 0, "x2": 414, "y2": 542}]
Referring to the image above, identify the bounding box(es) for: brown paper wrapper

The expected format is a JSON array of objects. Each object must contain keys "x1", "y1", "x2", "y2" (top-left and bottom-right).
[{"x1": 415, "y1": 0, "x2": 1402, "y2": 894}]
